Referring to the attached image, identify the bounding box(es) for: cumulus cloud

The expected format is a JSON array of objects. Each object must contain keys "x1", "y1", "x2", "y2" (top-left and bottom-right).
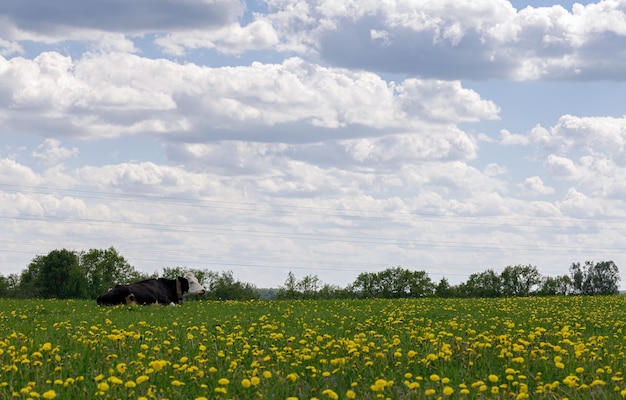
[
  {"x1": 518, "y1": 176, "x2": 555, "y2": 196},
  {"x1": 0, "y1": 52, "x2": 498, "y2": 145},
  {"x1": 0, "y1": 0, "x2": 244, "y2": 39},
  {"x1": 500, "y1": 129, "x2": 529, "y2": 145},
  {"x1": 32, "y1": 138, "x2": 79, "y2": 165},
  {"x1": 262, "y1": 0, "x2": 626, "y2": 80}
]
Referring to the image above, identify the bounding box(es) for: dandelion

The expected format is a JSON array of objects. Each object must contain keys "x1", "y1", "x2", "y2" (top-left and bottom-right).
[
  {"x1": 124, "y1": 381, "x2": 136, "y2": 388},
  {"x1": 97, "y1": 382, "x2": 109, "y2": 392},
  {"x1": 42, "y1": 390, "x2": 56, "y2": 399},
  {"x1": 443, "y1": 386, "x2": 454, "y2": 395},
  {"x1": 322, "y1": 390, "x2": 339, "y2": 400},
  {"x1": 250, "y1": 376, "x2": 261, "y2": 386},
  {"x1": 171, "y1": 380, "x2": 185, "y2": 387},
  {"x1": 218, "y1": 378, "x2": 229, "y2": 385},
  {"x1": 346, "y1": 390, "x2": 356, "y2": 399},
  {"x1": 488, "y1": 375, "x2": 499, "y2": 383},
  {"x1": 241, "y1": 378, "x2": 251, "y2": 388},
  {"x1": 116, "y1": 363, "x2": 127, "y2": 374},
  {"x1": 430, "y1": 374, "x2": 440, "y2": 382},
  {"x1": 425, "y1": 388, "x2": 436, "y2": 395}
]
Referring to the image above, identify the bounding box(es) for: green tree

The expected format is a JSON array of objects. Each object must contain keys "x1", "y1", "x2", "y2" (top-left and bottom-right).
[
  {"x1": 351, "y1": 271, "x2": 378, "y2": 299},
  {"x1": 16, "y1": 258, "x2": 43, "y2": 298},
  {"x1": 81, "y1": 247, "x2": 140, "y2": 298},
  {"x1": 297, "y1": 274, "x2": 320, "y2": 299},
  {"x1": 435, "y1": 277, "x2": 455, "y2": 298},
  {"x1": 206, "y1": 271, "x2": 258, "y2": 300},
  {"x1": 570, "y1": 261, "x2": 620, "y2": 295},
  {"x1": 459, "y1": 269, "x2": 501, "y2": 298},
  {"x1": 277, "y1": 271, "x2": 300, "y2": 300},
  {"x1": 500, "y1": 264, "x2": 542, "y2": 297},
  {"x1": 350, "y1": 267, "x2": 434, "y2": 299},
  {"x1": 537, "y1": 275, "x2": 572, "y2": 296},
  {"x1": 39, "y1": 249, "x2": 86, "y2": 299}
]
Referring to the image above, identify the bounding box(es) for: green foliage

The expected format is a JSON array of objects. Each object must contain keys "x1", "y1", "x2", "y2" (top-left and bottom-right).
[
  {"x1": 81, "y1": 247, "x2": 140, "y2": 299},
  {"x1": 537, "y1": 274, "x2": 572, "y2": 296},
  {"x1": 500, "y1": 264, "x2": 542, "y2": 297},
  {"x1": 205, "y1": 270, "x2": 259, "y2": 301},
  {"x1": 570, "y1": 260, "x2": 620, "y2": 295},
  {"x1": 457, "y1": 269, "x2": 501, "y2": 298},
  {"x1": 0, "y1": 247, "x2": 622, "y2": 301},
  {"x1": 351, "y1": 267, "x2": 435, "y2": 298}
]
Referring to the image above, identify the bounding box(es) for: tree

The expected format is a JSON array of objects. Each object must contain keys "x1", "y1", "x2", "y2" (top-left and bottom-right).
[
  {"x1": 570, "y1": 261, "x2": 620, "y2": 296},
  {"x1": 349, "y1": 267, "x2": 434, "y2": 299},
  {"x1": 297, "y1": 275, "x2": 320, "y2": 298},
  {"x1": 351, "y1": 271, "x2": 378, "y2": 299},
  {"x1": 435, "y1": 278, "x2": 455, "y2": 298},
  {"x1": 277, "y1": 272, "x2": 300, "y2": 300},
  {"x1": 81, "y1": 247, "x2": 140, "y2": 298},
  {"x1": 500, "y1": 264, "x2": 541, "y2": 297},
  {"x1": 459, "y1": 269, "x2": 501, "y2": 298},
  {"x1": 537, "y1": 275, "x2": 572, "y2": 296},
  {"x1": 206, "y1": 271, "x2": 258, "y2": 301},
  {"x1": 39, "y1": 249, "x2": 86, "y2": 299}
]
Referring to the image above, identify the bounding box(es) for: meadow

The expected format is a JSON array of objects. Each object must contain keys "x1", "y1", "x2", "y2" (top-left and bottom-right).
[{"x1": 0, "y1": 296, "x2": 625, "y2": 399}]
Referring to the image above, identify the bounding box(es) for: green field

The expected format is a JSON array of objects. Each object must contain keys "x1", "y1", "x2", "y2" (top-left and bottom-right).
[{"x1": 1, "y1": 296, "x2": 625, "y2": 399}]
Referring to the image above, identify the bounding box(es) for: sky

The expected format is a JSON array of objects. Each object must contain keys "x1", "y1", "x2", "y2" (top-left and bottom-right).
[{"x1": 1, "y1": 0, "x2": 626, "y2": 290}]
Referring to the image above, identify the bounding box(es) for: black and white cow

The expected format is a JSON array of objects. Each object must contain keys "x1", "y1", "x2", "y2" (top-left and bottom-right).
[{"x1": 96, "y1": 272, "x2": 206, "y2": 306}]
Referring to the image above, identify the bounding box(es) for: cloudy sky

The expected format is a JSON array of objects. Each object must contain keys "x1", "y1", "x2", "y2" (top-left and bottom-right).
[{"x1": 1, "y1": 0, "x2": 626, "y2": 289}]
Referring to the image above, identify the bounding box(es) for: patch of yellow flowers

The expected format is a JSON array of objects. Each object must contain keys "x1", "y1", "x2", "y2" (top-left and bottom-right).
[{"x1": 1, "y1": 296, "x2": 626, "y2": 399}]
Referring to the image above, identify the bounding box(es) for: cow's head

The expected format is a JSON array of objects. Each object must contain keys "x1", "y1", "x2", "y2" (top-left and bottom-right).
[{"x1": 184, "y1": 272, "x2": 206, "y2": 295}]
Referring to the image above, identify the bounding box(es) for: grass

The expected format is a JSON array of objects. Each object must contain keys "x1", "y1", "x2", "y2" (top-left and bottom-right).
[{"x1": 1, "y1": 296, "x2": 625, "y2": 399}]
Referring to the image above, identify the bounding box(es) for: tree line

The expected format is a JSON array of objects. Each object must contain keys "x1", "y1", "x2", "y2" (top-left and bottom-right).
[{"x1": 0, "y1": 247, "x2": 621, "y2": 300}]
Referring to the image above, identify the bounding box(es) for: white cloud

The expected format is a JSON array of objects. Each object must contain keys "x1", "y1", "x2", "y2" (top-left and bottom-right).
[
  {"x1": 32, "y1": 139, "x2": 79, "y2": 165},
  {"x1": 545, "y1": 154, "x2": 577, "y2": 177},
  {"x1": 0, "y1": 52, "x2": 498, "y2": 144},
  {"x1": 262, "y1": 0, "x2": 626, "y2": 80},
  {"x1": 518, "y1": 176, "x2": 555, "y2": 196},
  {"x1": 155, "y1": 20, "x2": 280, "y2": 55},
  {"x1": 500, "y1": 129, "x2": 529, "y2": 145}
]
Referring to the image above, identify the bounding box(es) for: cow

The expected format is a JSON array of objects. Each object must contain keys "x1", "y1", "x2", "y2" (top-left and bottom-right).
[{"x1": 96, "y1": 272, "x2": 206, "y2": 306}]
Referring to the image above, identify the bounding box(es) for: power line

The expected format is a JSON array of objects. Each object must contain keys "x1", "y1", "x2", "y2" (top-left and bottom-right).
[
  {"x1": 2, "y1": 183, "x2": 626, "y2": 231},
  {"x1": 1, "y1": 211, "x2": 624, "y2": 254}
]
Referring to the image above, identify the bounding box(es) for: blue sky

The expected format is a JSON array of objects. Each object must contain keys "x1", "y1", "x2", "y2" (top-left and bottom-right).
[{"x1": 1, "y1": 0, "x2": 626, "y2": 289}]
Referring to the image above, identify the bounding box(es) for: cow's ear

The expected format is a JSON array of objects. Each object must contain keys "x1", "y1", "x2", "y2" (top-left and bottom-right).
[{"x1": 179, "y1": 277, "x2": 189, "y2": 293}]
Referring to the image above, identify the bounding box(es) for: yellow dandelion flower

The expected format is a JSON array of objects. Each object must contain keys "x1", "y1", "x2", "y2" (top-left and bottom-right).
[
  {"x1": 42, "y1": 390, "x2": 56, "y2": 399},
  {"x1": 218, "y1": 378, "x2": 229, "y2": 385},
  {"x1": 443, "y1": 386, "x2": 454, "y2": 395},
  {"x1": 488, "y1": 375, "x2": 499, "y2": 383},
  {"x1": 430, "y1": 374, "x2": 440, "y2": 382},
  {"x1": 171, "y1": 380, "x2": 185, "y2": 387},
  {"x1": 346, "y1": 389, "x2": 356, "y2": 399},
  {"x1": 425, "y1": 388, "x2": 436, "y2": 395},
  {"x1": 97, "y1": 382, "x2": 109, "y2": 392},
  {"x1": 116, "y1": 363, "x2": 127, "y2": 374},
  {"x1": 250, "y1": 376, "x2": 260, "y2": 386},
  {"x1": 241, "y1": 378, "x2": 251, "y2": 388}
]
